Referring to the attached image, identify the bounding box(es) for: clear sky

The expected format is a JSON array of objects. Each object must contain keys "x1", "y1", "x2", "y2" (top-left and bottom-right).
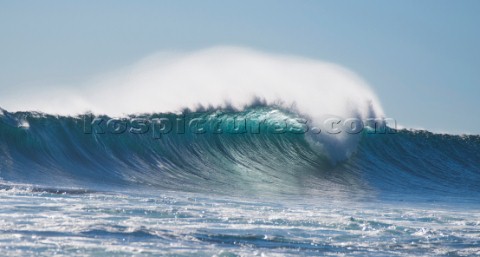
[{"x1": 1, "y1": 0, "x2": 479, "y2": 134}]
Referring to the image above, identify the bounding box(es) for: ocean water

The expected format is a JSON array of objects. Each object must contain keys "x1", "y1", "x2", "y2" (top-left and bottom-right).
[{"x1": 1, "y1": 107, "x2": 480, "y2": 256}]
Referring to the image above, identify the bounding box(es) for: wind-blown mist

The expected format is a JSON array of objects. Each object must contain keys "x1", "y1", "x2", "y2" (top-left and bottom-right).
[{"x1": 1, "y1": 47, "x2": 384, "y2": 123}]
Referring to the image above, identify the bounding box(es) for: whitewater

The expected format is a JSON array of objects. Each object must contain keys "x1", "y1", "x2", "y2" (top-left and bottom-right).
[{"x1": 0, "y1": 48, "x2": 479, "y2": 256}]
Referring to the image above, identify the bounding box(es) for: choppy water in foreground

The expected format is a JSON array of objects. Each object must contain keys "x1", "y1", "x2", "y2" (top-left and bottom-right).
[{"x1": 1, "y1": 185, "x2": 479, "y2": 256}]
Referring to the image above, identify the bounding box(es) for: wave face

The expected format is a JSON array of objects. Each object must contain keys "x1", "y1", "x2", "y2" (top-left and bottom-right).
[{"x1": 1, "y1": 107, "x2": 479, "y2": 199}]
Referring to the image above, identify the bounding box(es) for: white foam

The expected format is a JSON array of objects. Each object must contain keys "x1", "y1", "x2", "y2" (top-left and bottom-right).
[
  {"x1": 2, "y1": 46, "x2": 384, "y2": 120},
  {"x1": 1, "y1": 46, "x2": 385, "y2": 161}
]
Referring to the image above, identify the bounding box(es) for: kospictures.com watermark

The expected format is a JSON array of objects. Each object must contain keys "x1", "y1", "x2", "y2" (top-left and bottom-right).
[{"x1": 83, "y1": 114, "x2": 397, "y2": 138}]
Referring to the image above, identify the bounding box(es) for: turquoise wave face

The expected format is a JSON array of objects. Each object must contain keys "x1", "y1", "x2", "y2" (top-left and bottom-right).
[{"x1": 1, "y1": 107, "x2": 479, "y2": 200}]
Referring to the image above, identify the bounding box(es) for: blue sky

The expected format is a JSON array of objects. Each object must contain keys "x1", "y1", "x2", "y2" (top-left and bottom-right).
[{"x1": 1, "y1": 0, "x2": 479, "y2": 133}]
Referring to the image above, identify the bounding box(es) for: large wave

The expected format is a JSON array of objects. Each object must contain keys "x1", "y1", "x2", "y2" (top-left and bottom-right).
[
  {"x1": 1, "y1": 48, "x2": 478, "y2": 199},
  {"x1": 1, "y1": 107, "x2": 479, "y2": 199}
]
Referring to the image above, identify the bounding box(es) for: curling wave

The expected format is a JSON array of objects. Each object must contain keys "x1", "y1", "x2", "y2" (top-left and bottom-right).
[{"x1": 1, "y1": 107, "x2": 479, "y2": 199}]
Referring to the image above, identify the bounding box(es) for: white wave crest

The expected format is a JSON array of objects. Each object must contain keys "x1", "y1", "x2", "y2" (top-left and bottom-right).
[{"x1": 2, "y1": 46, "x2": 385, "y2": 161}]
